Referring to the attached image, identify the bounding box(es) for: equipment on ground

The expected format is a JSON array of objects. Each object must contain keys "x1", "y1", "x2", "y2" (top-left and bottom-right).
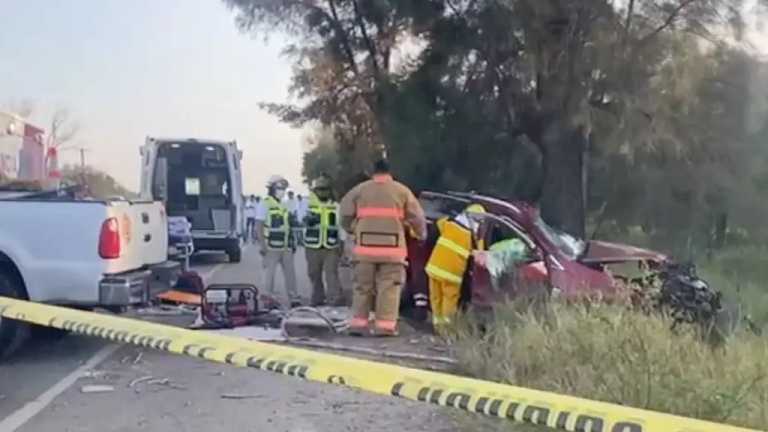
[{"x1": 200, "y1": 284, "x2": 281, "y2": 329}]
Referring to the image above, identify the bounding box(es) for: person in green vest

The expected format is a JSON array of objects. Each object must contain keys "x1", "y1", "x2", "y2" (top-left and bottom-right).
[
  {"x1": 256, "y1": 175, "x2": 300, "y2": 307},
  {"x1": 303, "y1": 175, "x2": 343, "y2": 306}
]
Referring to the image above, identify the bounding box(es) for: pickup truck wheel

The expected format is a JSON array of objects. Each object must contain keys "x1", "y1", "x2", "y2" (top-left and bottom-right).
[
  {"x1": 227, "y1": 246, "x2": 242, "y2": 263},
  {"x1": 0, "y1": 270, "x2": 31, "y2": 360}
]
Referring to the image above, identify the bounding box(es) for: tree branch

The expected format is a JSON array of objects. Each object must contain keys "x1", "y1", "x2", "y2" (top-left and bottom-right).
[
  {"x1": 639, "y1": 0, "x2": 699, "y2": 44},
  {"x1": 623, "y1": 0, "x2": 635, "y2": 48},
  {"x1": 326, "y1": 0, "x2": 359, "y2": 76},
  {"x1": 351, "y1": 0, "x2": 380, "y2": 77}
]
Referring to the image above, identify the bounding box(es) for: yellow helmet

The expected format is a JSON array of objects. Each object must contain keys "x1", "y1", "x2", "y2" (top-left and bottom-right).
[{"x1": 465, "y1": 204, "x2": 485, "y2": 214}]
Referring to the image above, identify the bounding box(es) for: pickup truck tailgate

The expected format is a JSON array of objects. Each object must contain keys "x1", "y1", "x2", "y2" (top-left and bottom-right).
[{"x1": 104, "y1": 201, "x2": 168, "y2": 274}]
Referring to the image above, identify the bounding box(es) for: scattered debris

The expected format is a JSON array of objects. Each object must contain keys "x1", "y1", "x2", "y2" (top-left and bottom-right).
[
  {"x1": 134, "y1": 305, "x2": 198, "y2": 316},
  {"x1": 204, "y1": 326, "x2": 285, "y2": 341},
  {"x1": 281, "y1": 307, "x2": 348, "y2": 339},
  {"x1": 80, "y1": 385, "x2": 115, "y2": 394},
  {"x1": 220, "y1": 393, "x2": 266, "y2": 400},
  {"x1": 330, "y1": 401, "x2": 364, "y2": 410},
  {"x1": 129, "y1": 375, "x2": 154, "y2": 388},
  {"x1": 132, "y1": 351, "x2": 144, "y2": 365},
  {"x1": 146, "y1": 378, "x2": 186, "y2": 390},
  {"x1": 81, "y1": 370, "x2": 108, "y2": 379}
]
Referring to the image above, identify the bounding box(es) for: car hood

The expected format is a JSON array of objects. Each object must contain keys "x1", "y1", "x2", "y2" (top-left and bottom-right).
[{"x1": 579, "y1": 240, "x2": 667, "y2": 264}]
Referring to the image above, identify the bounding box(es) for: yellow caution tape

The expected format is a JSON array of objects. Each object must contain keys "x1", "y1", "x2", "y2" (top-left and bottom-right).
[{"x1": 0, "y1": 296, "x2": 759, "y2": 432}]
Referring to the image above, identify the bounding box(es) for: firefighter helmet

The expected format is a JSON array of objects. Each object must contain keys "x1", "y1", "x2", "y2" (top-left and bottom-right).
[
  {"x1": 465, "y1": 204, "x2": 486, "y2": 214},
  {"x1": 266, "y1": 175, "x2": 289, "y2": 189}
]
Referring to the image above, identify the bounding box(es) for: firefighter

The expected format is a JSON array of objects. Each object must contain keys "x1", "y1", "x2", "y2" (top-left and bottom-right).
[
  {"x1": 426, "y1": 203, "x2": 485, "y2": 331},
  {"x1": 340, "y1": 159, "x2": 427, "y2": 336},
  {"x1": 255, "y1": 175, "x2": 300, "y2": 307},
  {"x1": 303, "y1": 175, "x2": 343, "y2": 306}
]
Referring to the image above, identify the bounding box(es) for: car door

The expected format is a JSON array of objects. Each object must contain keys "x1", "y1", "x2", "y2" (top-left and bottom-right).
[{"x1": 467, "y1": 213, "x2": 548, "y2": 308}]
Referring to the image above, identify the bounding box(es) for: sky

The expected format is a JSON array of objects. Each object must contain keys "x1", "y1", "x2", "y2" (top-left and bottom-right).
[
  {"x1": 1, "y1": 0, "x2": 306, "y2": 194},
  {"x1": 3, "y1": 0, "x2": 767, "y2": 196}
]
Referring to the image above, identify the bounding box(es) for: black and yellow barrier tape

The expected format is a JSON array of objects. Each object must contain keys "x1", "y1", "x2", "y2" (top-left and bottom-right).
[{"x1": 0, "y1": 296, "x2": 760, "y2": 432}]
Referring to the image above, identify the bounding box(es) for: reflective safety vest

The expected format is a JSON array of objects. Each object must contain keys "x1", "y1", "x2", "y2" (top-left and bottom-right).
[
  {"x1": 425, "y1": 217, "x2": 473, "y2": 284},
  {"x1": 263, "y1": 196, "x2": 290, "y2": 250},
  {"x1": 303, "y1": 194, "x2": 340, "y2": 249}
]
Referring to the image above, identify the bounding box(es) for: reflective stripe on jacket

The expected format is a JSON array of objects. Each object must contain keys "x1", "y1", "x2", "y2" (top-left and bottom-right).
[
  {"x1": 303, "y1": 193, "x2": 340, "y2": 249},
  {"x1": 340, "y1": 174, "x2": 427, "y2": 263},
  {"x1": 425, "y1": 217, "x2": 473, "y2": 284},
  {"x1": 263, "y1": 196, "x2": 290, "y2": 250}
]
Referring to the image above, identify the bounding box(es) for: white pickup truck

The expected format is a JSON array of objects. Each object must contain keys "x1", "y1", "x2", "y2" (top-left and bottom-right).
[{"x1": 0, "y1": 187, "x2": 180, "y2": 358}]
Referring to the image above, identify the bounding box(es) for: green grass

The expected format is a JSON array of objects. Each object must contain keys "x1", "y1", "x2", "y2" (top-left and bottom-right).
[
  {"x1": 699, "y1": 247, "x2": 768, "y2": 328},
  {"x1": 450, "y1": 302, "x2": 768, "y2": 431}
]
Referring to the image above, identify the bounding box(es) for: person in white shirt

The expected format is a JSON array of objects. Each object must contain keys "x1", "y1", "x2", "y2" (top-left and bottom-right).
[
  {"x1": 295, "y1": 194, "x2": 308, "y2": 246},
  {"x1": 244, "y1": 195, "x2": 259, "y2": 243},
  {"x1": 284, "y1": 190, "x2": 302, "y2": 249},
  {"x1": 285, "y1": 190, "x2": 298, "y2": 214}
]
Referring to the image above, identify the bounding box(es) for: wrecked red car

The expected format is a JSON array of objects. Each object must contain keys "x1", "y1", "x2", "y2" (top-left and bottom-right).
[{"x1": 401, "y1": 191, "x2": 676, "y2": 321}]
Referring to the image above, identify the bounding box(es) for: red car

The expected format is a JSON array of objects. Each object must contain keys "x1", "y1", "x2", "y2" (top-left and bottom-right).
[{"x1": 401, "y1": 191, "x2": 670, "y2": 320}]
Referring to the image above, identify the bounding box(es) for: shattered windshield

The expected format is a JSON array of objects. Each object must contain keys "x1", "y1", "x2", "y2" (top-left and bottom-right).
[{"x1": 534, "y1": 217, "x2": 586, "y2": 260}]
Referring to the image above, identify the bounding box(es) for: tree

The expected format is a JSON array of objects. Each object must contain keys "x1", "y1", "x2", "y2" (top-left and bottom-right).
[
  {"x1": 302, "y1": 127, "x2": 340, "y2": 185},
  {"x1": 60, "y1": 165, "x2": 135, "y2": 200},
  {"x1": 224, "y1": 0, "x2": 767, "y2": 237},
  {"x1": 46, "y1": 109, "x2": 79, "y2": 150},
  {"x1": 589, "y1": 37, "x2": 768, "y2": 256}
]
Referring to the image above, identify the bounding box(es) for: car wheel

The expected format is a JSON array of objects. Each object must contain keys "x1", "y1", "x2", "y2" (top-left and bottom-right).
[
  {"x1": 0, "y1": 268, "x2": 31, "y2": 360},
  {"x1": 228, "y1": 246, "x2": 242, "y2": 263},
  {"x1": 32, "y1": 325, "x2": 69, "y2": 340},
  {"x1": 32, "y1": 305, "x2": 93, "y2": 340}
]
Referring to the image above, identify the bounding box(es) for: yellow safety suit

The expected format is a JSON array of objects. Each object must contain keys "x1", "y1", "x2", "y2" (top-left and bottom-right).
[{"x1": 425, "y1": 216, "x2": 475, "y2": 327}]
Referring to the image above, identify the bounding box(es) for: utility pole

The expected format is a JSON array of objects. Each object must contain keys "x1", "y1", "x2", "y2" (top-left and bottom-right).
[
  {"x1": 57, "y1": 145, "x2": 91, "y2": 196},
  {"x1": 59, "y1": 145, "x2": 90, "y2": 169}
]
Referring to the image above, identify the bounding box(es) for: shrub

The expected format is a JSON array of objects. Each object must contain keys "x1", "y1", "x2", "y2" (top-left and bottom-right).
[{"x1": 450, "y1": 302, "x2": 768, "y2": 430}]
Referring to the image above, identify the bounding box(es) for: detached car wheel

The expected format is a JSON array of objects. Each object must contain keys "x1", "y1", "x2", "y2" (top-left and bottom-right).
[{"x1": 0, "y1": 269, "x2": 31, "y2": 360}]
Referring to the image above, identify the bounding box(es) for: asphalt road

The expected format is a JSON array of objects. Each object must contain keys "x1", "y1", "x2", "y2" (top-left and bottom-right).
[{"x1": 0, "y1": 245, "x2": 460, "y2": 432}]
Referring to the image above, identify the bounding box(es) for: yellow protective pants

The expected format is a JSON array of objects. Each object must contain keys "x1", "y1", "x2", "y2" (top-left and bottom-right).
[{"x1": 428, "y1": 277, "x2": 461, "y2": 326}]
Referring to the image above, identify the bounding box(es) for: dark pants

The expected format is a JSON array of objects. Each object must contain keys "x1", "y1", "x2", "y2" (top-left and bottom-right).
[
  {"x1": 306, "y1": 247, "x2": 342, "y2": 306},
  {"x1": 246, "y1": 218, "x2": 257, "y2": 243}
]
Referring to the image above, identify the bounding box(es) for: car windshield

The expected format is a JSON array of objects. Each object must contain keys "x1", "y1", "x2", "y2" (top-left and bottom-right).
[{"x1": 533, "y1": 217, "x2": 586, "y2": 260}]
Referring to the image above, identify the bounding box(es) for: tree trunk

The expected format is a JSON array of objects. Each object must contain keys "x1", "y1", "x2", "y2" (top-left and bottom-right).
[
  {"x1": 538, "y1": 122, "x2": 588, "y2": 238},
  {"x1": 713, "y1": 212, "x2": 728, "y2": 249}
]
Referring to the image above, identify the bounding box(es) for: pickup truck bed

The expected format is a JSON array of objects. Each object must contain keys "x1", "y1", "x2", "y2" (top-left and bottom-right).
[{"x1": 0, "y1": 196, "x2": 180, "y2": 358}]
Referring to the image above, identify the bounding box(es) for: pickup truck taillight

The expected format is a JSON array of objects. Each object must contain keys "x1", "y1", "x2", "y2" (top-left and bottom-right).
[{"x1": 99, "y1": 218, "x2": 121, "y2": 259}]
